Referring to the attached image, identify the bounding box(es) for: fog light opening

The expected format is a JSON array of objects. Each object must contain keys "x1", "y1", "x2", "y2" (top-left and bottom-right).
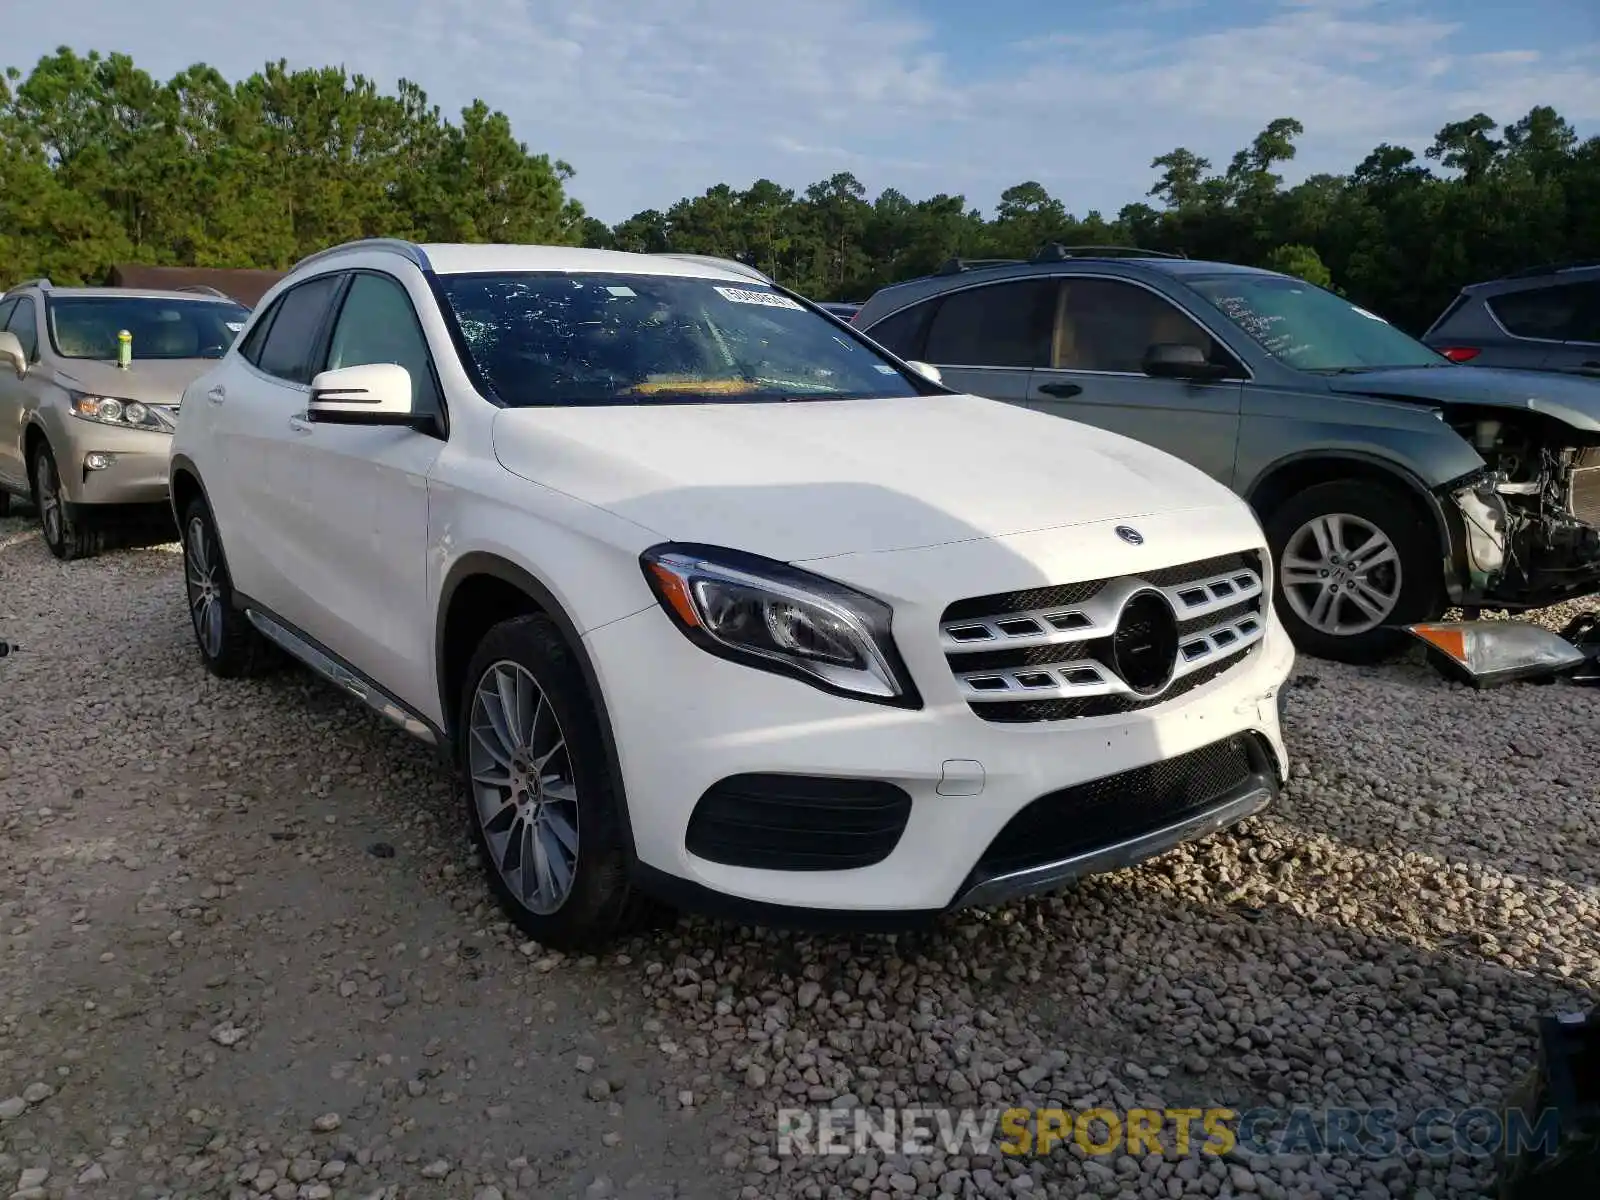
[{"x1": 84, "y1": 452, "x2": 115, "y2": 472}]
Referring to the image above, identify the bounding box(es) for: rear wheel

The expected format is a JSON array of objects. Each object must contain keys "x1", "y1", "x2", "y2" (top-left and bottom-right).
[
  {"x1": 181, "y1": 497, "x2": 277, "y2": 678},
  {"x1": 31, "y1": 440, "x2": 104, "y2": 561},
  {"x1": 1264, "y1": 479, "x2": 1443, "y2": 664},
  {"x1": 459, "y1": 614, "x2": 647, "y2": 950}
]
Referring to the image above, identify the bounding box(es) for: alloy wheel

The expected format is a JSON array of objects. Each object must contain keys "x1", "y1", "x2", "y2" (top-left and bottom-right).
[
  {"x1": 34, "y1": 453, "x2": 61, "y2": 548},
  {"x1": 467, "y1": 661, "x2": 580, "y2": 916},
  {"x1": 184, "y1": 516, "x2": 225, "y2": 659},
  {"x1": 1279, "y1": 512, "x2": 1402, "y2": 637}
]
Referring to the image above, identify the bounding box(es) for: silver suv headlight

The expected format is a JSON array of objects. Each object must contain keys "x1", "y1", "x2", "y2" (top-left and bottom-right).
[
  {"x1": 640, "y1": 543, "x2": 922, "y2": 708},
  {"x1": 67, "y1": 391, "x2": 176, "y2": 433}
]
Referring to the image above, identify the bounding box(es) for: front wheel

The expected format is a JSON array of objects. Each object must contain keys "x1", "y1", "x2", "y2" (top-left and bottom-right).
[
  {"x1": 32, "y1": 441, "x2": 103, "y2": 561},
  {"x1": 1264, "y1": 479, "x2": 1443, "y2": 664},
  {"x1": 459, "y1": 615, "x2": 646, "y2": 950}
]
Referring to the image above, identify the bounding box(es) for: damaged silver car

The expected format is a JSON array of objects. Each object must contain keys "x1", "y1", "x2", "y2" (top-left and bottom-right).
[{"x1": 851, "y1": 251, "x2": 1600, "y2": 662}]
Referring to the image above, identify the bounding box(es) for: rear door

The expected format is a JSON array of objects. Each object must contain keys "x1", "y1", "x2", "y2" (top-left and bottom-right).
[
  {"x1": 871, "y1": 277, "x2": 1057, "y2": 406},
  {"x1": 1025, "y1": 276, "x2": 1245, "y2": 486},
  {"x1": 1557, "y1": 281, "x2": 1600, "y2": 374},
  {"x1": 1481, "y1": 282, "x2": 1595, "y2": 372}
]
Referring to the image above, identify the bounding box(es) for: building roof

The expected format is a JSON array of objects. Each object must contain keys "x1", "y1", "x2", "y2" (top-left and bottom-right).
[{"x1": 104, "y1": 265, "x2": 288, "y2": 307}]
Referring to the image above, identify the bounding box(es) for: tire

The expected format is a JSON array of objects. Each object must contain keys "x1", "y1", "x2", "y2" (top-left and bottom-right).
[
  {"x1": 180, "y1": 496, "x2": 277, "y2": 678},
  {"x1": 31, "y1": 440, "x2": 104, "y2": 561},
  {"x1": 1263, "y1": 479, "x2": 1443, "y2": 665},
  {"x1": 458, "y1": 614, "x2": 648, "y2": 951},
  {"x1": 0, "y1": 489, "x2": 10, "y2": 518}
]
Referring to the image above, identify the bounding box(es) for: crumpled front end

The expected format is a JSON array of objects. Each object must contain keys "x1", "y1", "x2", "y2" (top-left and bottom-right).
[{"x1": 1441, "y1": 415, "x2": 1600, "y2": 608}]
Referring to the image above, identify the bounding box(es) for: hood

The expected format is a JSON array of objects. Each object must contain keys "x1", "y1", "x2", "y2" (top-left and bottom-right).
[
  {"x1": 492, "y1": 393, "x2": 1238, "y2": 562},
  {"x1": 1324, "y1": 365, "x2": 1600, "y2": 433},
  {"x1": 51, "y1": 357, "x2": 220, "y2": 406}
]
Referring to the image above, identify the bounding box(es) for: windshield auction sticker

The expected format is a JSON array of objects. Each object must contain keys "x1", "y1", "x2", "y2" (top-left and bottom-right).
[{"x1": 714, "y1": 286, "x2": 804, "y2": 311}]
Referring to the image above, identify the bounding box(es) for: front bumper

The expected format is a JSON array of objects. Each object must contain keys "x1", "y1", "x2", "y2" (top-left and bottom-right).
[
  {"x1": 52, "y1": 421, "x2": 173, "y2": 507},
  {"x1": 586, "y1": 600, "x2": 1294, "y2": 918}
]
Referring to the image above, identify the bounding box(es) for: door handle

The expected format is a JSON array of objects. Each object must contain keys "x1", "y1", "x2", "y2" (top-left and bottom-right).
[
  {"x1": 288, "y1": 414, "x2": 313, "y2": 434},
  {"x1": 1036, "y1": 382, "x2": 1083, "y2": 399},
  {"x1": 206, "y1": 386, "x2": 226, "y2": 405}
]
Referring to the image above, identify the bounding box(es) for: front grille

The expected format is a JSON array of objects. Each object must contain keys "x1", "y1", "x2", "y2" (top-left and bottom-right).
[
  {"x1": 973, "y1": 734, "x2": 1265, "y2": 875},
  {"x1": 940, "y1": 551, "x2": 1266, "y2": 724},
  {"x1": 685, "y1": 774, "x2": 912, "y2": 871}
]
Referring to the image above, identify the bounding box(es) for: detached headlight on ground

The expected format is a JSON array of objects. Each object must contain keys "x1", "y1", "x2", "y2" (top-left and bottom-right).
[
  {"x1": 641, "y1": 543, "x2": 921, "y2": 707},
  {"x1": 67, "y1": 391, "x2": 175, "y2": 433},
  {"x1": 1405, "y1": 620, "x2": 1586, "y2": 688}
]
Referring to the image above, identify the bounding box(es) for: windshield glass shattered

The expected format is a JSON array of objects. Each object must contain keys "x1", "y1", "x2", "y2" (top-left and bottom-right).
[
  {"x1": 1188, "y1": 274, "x2": 1446, "y2": 372},
  {"x1": 436, "y1": 272, "x2": 921, "y2": 406}
]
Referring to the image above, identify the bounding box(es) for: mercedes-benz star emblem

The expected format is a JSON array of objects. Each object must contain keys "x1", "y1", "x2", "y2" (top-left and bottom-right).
[
  {"x1": 1110, "y1": 589, "x2": 1179, "y2": 695},
  {"x1": 1115, "y1": 525, "x2": 1144, "y2": 546}
]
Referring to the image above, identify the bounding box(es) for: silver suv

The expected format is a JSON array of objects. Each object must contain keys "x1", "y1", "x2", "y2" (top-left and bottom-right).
[
  {"x1": 0, "y1": 280, "x2": 251, "y2": 559},
  {"x1": 1422, "y1": 261, "x2": 1600, "y2": 375}
]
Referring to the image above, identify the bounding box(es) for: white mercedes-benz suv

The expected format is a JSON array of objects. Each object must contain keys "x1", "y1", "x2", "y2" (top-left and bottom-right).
[{"x1": 169, "y1": 238, "x2": 1294, "y2": 948}]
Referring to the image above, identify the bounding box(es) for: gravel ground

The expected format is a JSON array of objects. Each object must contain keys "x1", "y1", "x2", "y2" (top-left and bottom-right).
[{"x1": 1, "y1": 506, "x2": 1597, "y2": 1200}]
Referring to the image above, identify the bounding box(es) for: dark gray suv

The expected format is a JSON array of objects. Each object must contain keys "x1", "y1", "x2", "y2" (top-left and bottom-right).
[
  {"x1": 1422, "y1": 261, "x2": 1600, "y2": 375},
  {"x1": 852, "y1": 246, "x2": 1600, "y2": 663}
]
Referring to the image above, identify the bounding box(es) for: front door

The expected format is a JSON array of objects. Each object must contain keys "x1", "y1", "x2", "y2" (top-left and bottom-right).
[
  {"x1": 288, "y1": 269, "x2": 445, "y2": 715},
  {"x1": 0, "y1": 298, "x2": 25, "y2": 491},
  {"x1": 1026, "y1": 276, "x2": 1245, "y2": 486}
]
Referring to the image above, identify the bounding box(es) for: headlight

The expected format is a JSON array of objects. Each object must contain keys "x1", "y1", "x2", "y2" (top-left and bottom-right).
[
  {"x1": 67, "y1": 391, "x2": 176, "y2": 433},
  {"x1": 640, "y1": 543, "x2": 921, "y2": 707}
]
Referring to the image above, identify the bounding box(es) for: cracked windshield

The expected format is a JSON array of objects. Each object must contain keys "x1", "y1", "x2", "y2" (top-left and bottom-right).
[{"x1": 439, "y1": 273, "x2": 921, "y2": 406}]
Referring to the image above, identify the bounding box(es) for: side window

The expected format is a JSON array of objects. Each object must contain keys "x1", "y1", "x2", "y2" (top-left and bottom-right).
[
  {"x1": 7, "y1": 297, "x2": 39, "y2": 361},
  {"x1": 0, "y1": 299, "x2": 16, "y2": 331},
  {"x1": 237, "y1": 298, "x2": 282, "y2": 366},
  {"x1": 921, "y1": 279, "x2": 1057, "y2": 368},
  {"x1": 255, "y1": 275, "x2": 343, "y2": 384},
  {"x1": 863, "y1": 302, "x2": 934, "y2": 360},
  {"x1": 1561, "y1": 282, "x2": 1600, "y2": 344},
  {"x1": 1488, "y1": 284, "x2": 1583, "y2": 342},
  {"x1": 323, "y1": 273, "x2": 443, "y2": 416},
  {"x1": 1056, "y1": 279, "x2": 1232, "y2": 375}
]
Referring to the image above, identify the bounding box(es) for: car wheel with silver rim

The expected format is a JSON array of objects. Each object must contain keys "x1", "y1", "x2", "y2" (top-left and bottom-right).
[
  {"x1": 1264, "y1": 478, "x2": 1441, "y2": 665},
  {"x1": 30, "y1": 439, "x2": 104, "y2": 561},
  {"x1": 180, "y1": 495, "x2": 276, "y2": 677},
  {"x1": 458, "y1": 613, "x2": 647, "y2": 949}
]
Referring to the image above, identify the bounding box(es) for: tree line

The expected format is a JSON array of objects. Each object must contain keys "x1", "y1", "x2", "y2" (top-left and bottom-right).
[{"x1": 4, "y1": 48, "x2": 1597, "y2": 334}]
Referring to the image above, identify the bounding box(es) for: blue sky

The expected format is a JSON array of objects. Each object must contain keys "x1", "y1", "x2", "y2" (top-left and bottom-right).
[{"x1": 10, "y1": 0, "x2": 1599, "y2": 226}]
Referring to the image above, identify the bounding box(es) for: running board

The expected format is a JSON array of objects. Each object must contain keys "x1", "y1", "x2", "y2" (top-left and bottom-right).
[{"x1": 245, "y1": 608, "x2": 439, "y2": 746}]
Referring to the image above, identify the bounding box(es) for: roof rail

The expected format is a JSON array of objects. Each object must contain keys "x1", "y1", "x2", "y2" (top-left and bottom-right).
[
  {"x1": 7, "y1": 277, "x2": 52, "y2": 293},
  {"x1": 933, "y1": 256, "x2": 1022, "y2": 277},
  {"x1": 176, "y1": 285, "x2": 232, "y2": 298},
  {"x1": 655, "y1": 253, "x2": 773, "y2": 285},
  {"x1": 290, "y1": 238, "x2": 432, "y2": 274},
  {"x1": 1500, "y1": 259, "x2": 1600, "y2": 281},
  {"x1": 1030, "y1": 243, "x2": 1187, "y2": 262}
]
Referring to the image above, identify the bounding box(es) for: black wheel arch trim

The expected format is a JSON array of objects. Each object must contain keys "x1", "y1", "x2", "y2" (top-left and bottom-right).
[
  {"x1": 435, "y1": 552, "x2": 641, "y2": 866},
  {"x1": 1242, "y1": 448, "x2": 1464, "y2": 589}
]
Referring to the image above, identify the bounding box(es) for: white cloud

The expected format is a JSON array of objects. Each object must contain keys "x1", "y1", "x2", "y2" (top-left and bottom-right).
[{"x1": 6, "y1": 0, "x2": 1598, "y2": 225}]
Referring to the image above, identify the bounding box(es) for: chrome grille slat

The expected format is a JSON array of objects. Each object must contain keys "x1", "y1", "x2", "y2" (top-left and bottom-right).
[
  {"x1": 955, "y1": 610, "x2": 1265, "y2": 702},
  {"x1": 940, "y1": 550, "x2": 1268, "y2": 723},
  {"x1": 940, "y1": 567, "x2": 1262, "y2": 653}
]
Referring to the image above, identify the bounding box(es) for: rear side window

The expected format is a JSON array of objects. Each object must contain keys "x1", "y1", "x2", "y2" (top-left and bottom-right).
[
  {"x1": 922, "y1": 279, "x2": 1057, "y2": 368},
  {"x1": 1487, "y1": 284, "x2": 1584, "y2": 341},
  {"x1": 237, "y1": 299, "x2": 279, "y2": 366},
  {"x1": 0, "y1": 299, "x2": 16, "y2": 331},
  {"x1": 255, "y1": 275, "x2": 343, "y2": 384},
  {"x1": 862, "y1": 303, "x2": 933, "y2": 359}
]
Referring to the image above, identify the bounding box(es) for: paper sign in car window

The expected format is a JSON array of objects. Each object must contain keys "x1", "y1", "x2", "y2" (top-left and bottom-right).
[{"x1": 714, "y1": 286, "x2": 804, "y2": 311}]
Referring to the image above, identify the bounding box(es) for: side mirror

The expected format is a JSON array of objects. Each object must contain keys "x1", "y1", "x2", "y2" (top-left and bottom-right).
[
  {"x1": 0, "y1": 331, "x2": 26, "y2": 378},
  {"x1": 308, "y1": 364, "x2": 417, "y2": 426},
  {"x1": 1142, "y1": 343, "x2": 1232, "y2": 382},
  {"x1": 904, "y1": 360, "x2": 943, "y2": 385}
]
